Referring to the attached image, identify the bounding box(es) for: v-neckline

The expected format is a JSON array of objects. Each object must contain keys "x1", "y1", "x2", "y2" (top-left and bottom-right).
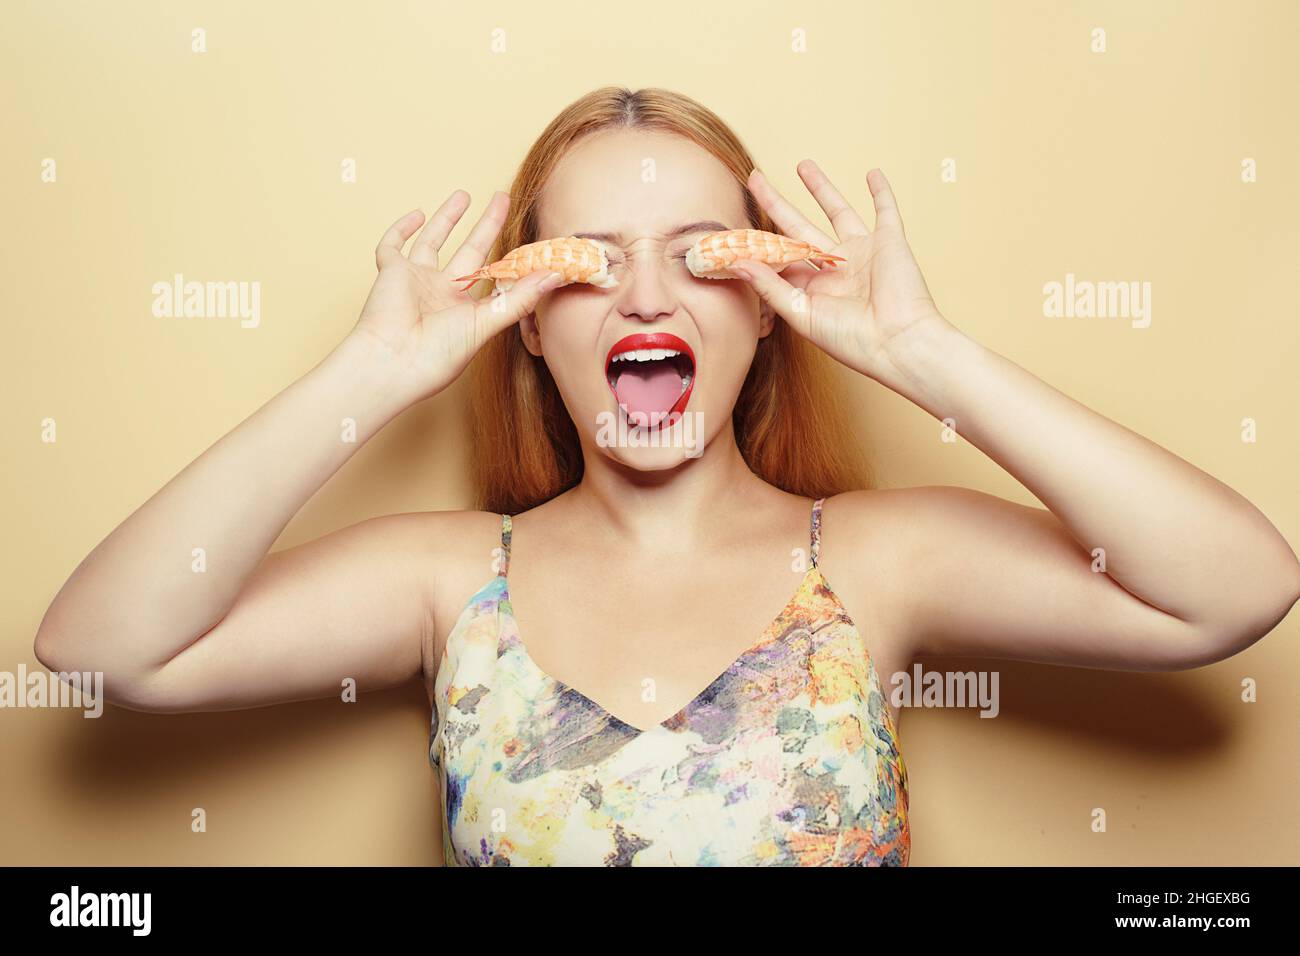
[{"x1": 494, "y1": 563, "x2": 827, "y2": 736}]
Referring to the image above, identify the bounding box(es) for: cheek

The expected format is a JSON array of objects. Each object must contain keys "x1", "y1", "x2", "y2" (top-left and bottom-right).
[
  {"x1": 690, "y1": 280, "x2": 763, "y2": 334},
  {"x1": 533, "y1": 297, "x2": 604, "y2": 391},
  {"x1": 695, "y1": 296, "x2": 763, "y2": 397},
  {"x1": 687, "y1": 278, "x2": 763, "y2": 325}
]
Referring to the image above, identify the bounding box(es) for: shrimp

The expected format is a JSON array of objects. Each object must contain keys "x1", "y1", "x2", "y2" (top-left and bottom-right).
[
  {"x1": 685, "y1": 229, "x2": 846, "y2": 280},
  {"x1": 453, "y1": 236, "x2": 618, "y2": 294}
]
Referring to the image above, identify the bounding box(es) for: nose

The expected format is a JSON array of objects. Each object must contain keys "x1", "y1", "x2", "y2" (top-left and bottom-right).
[{"x1": 616, "y1": 247, "x2": 677, "y2": 323}]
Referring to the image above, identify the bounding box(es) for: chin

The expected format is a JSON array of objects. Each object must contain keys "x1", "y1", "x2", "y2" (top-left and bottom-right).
[{"x1": 601, "y1": 440, "x2": 704, "y2": 471}]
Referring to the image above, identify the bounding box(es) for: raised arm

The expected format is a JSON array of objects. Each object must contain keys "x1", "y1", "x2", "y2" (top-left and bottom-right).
[
  {"x1": 855, "y1": 322, "x2": 1299, "y2": 668},
  {"x1": 735, "y1": 162, "x2": 1300, "y2": 669},
  {"x1": 33, "y1": 191, "x2": 563, "y2": 712}
]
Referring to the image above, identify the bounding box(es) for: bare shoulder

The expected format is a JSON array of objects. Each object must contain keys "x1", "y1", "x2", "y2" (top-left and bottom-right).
[
  {"x1": 816, "y1": 486, "x2": 991, "y2": 665},
  {"x1": 820, "y1": 484, "x2": 1010, "y2": 576},
  {"x1": 401, "y1": 508, "x2": 507, "y2": 565},
  {"x1": 350, "y1": 508, "x2": 502, "y2": 579},
  {"x1": 823, "y1": 485, "x2": 995, "y2": 539},
  {"x1": 817, "y1": 488, "x2": 927, "y2": 582},
  {"x1": 389, "y1": 509, "x2": 507, "y2": 702}
]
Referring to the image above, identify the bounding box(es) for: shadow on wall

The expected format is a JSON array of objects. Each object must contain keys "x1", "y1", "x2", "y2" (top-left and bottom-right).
[
  {"x1": 29, "y1": 658, "x2": 1235, "y2": 864},
  {"x1": 34, "y1": 678, "x2": 435, "y2": 864},
  {"x1": 904, "y1": 656, "x2": 1231, "y2": 755}
]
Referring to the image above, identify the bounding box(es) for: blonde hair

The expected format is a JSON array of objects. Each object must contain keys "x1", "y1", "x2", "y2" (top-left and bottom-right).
[{"x1": 468, "y1": 86, "x2": 872, "y2": 514}]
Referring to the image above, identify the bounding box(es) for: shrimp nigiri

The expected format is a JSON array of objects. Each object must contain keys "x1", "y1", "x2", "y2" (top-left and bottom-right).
[
  {"x1": 686, "y1": 229, "x2": 845, "y2": 279},
  {"x1": 454, "y1": 236, "x2": 617, "y2": 294}
]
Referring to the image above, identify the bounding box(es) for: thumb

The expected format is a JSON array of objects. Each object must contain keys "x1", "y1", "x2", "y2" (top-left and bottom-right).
[
  {"x1": 475, "y1": 270, "x2": 565, "y2": 339},
  {"x1": 730, "y1": 259, "x2": 812, "y2": 338}
]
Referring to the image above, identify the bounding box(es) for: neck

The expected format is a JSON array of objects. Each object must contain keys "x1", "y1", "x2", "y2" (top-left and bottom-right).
[{"x1": 566, "y1": 419, "x2": 773, "y2": 553}]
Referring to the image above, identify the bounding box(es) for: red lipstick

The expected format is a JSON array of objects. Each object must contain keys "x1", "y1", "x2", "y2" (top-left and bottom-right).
[{"x1": 604, "y1": 332, "x2": 696, "y2": 424}]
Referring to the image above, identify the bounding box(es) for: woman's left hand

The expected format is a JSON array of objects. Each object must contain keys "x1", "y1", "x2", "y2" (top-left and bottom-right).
[{"x1": 733, "y1": 161, "x2": 949, "y2": 384}]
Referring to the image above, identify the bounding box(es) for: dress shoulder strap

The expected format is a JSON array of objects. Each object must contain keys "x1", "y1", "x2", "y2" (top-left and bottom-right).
[
  {"x1": 498, "y1": 514, "x2": 512, "y2": 578},
  {"x1": 810, "y1": 497, "x2": 826, "y2": 568}
]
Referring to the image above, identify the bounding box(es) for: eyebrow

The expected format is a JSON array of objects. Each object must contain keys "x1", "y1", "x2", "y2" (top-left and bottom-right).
[{"x1": 571, "y1": 220, "x2": 730, "y2": 243}]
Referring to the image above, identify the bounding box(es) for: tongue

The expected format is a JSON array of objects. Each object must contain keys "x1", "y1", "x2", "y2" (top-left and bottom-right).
[{"x1": 613, "y1": 362, "x2": 683, "y2": 427}]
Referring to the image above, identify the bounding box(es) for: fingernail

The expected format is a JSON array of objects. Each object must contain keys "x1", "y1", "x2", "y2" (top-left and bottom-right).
[
  {"x1": 731, "y1": 265, "x2": 751, "y2": 280},
  {"x1": 540, "y1": 272, "x2": 563, "y2": 290}
]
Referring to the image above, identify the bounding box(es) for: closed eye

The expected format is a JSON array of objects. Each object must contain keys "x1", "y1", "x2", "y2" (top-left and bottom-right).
[{"x1": 603, "y1": 250, "x2": 695, "y2": 270}]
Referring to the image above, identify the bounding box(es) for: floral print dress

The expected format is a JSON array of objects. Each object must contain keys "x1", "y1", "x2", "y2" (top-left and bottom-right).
[{"x1": 429, "y1": 498, "x2": 909, "y2": 866}]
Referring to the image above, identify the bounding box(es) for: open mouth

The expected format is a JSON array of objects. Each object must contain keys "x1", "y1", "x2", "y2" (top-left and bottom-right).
[{"x1": 604, "y1": 332, "x2": 695, "y2": 429}]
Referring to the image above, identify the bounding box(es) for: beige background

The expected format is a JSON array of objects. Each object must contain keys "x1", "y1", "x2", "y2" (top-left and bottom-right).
[{"x1": 3, "y1": 0, "x2": 1297, "y2": 864}]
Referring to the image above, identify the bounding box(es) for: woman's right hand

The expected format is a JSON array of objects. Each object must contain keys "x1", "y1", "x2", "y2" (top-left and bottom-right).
[{"x1": 350, "y1": 190, "x2": 563, "y2": 403}]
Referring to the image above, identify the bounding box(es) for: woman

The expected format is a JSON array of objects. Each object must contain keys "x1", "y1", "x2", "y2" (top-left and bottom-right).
[{"x1": 33, "y1": 87, "x2": 1300, "y2": 867}]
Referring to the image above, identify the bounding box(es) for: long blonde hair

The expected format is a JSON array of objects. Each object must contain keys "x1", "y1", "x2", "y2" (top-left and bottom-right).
[{"x1": 468, "y1": 86, "x2": 872, "y2": 513}]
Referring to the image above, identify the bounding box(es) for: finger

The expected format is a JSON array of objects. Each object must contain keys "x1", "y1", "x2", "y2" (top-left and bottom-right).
[
  {"x1": 375, "y1": 209, "x2": 425, "y2": 270},
  {"x1": 866, "y1": 168, "x2": 904, "y2": 232},
  {"x1": 746, "y1": 168, "x2": 837, "y2": 251},
  {"x1": 728, "y1": 258, "x2": 812, "y2": 338},
  {"x1": 796, "y1": 159, "x2": 871, "y2": 239},
  {"x1": 778, "y1": 259, "x2": 820, "y2": 287},
  {"x1": 410, "y1": 190, "x2": 471, "y2": 267},
  {"x1": 445, "y1": 191, "x2": 511, "y2": 280},
  {"x1": 474, "y1": 269, "x2": 564, "y2": 341}
]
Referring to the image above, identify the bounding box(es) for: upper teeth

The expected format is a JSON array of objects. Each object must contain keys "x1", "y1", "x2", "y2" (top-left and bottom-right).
[{"x1": 611, "y1": 348, "x2": 682, "y2": 363}]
